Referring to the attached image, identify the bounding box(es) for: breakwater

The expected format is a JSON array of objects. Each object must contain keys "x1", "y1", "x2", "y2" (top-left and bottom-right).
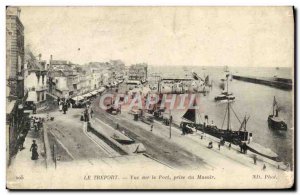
[{"x1": 232, "y1": 75, "x2": 292, "y2": 90}]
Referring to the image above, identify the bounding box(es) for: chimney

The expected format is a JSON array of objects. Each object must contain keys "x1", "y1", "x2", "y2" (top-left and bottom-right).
[
  {"x1": 49, "y1": 55, "x2": 53, "y2": 69},
  {"x1": 17, "y1": 8, "x2": 21, "y2": 18}
]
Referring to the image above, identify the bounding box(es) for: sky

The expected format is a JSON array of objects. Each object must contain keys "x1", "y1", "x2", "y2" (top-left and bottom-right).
[{"x1": 18, "y1": 6, "x2": 294, "y2": 67}]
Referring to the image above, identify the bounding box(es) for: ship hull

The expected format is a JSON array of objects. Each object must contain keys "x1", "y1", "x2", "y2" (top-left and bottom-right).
[
  {"x1": 181, "y1": 122, "x2": 249, "y2": 145},
  {"x1": 214, "y1": 95, "x2": 235, "y2": 101},
  {"x1": 268, "y1": 115, "x2": 287, "y2": 131}
]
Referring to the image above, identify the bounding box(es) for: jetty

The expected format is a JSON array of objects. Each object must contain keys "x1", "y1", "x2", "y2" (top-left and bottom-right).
[{"x1": 232, "y1": 75, "x2": 293, "y2": 90}]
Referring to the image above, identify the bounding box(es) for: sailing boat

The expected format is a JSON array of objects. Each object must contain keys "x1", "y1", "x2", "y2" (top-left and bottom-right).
[
  {"x1": 192, "y1": 71, "x2": 204, "y2": 81},
  {"x1": 268, "y1": 96, "x2": 287, "y2": 131},
  {"x1": 200, "y1": 100, "x2": 250, "y2": 144},
  {"x1": 224, "y1": 65, "x2": 229, "y2": 73},
  {"x1": 180, "y1": 99, "x2": 281, "y2": 161},
  {"x1": 180, "y1": 98, "x2": 199, "y2": 134},
  {"x1": 215, "y1": 75, "x2": 235, "y2": 101},
  {"x1": 181, "y1": 98, "x2": 250, "y2": 144}
]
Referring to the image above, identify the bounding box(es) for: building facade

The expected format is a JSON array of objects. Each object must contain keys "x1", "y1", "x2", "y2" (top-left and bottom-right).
[
  {"x1": 6, "y1": 7, "x2": 25, "y2": 100},
  {"x1": 128, "y1": 63, "x2": 148, "y2": 82},
  {"x1": 6, "y1": 7, "x2": 26, "y2": 165},
  {"x1": 24, "y1": 60, "x2": 48, "y2": 105}
]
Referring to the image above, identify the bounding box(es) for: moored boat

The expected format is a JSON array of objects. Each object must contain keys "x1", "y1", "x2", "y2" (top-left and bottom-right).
[
  {"x1": 215, "y1": 76, "x2": 235, "y2": 101},
  {"x1": 180, "y1": 98, "x2": 250, "y2": 144},
  {"x1": 214, "y1": 94, "x2": 235, "y2": 101},
  {"x1": 268, "y1": 96, "x2": 287, "y2": 131},
  {"x1": 224, "y1": 65, "x2": 229, "y2": 73}
]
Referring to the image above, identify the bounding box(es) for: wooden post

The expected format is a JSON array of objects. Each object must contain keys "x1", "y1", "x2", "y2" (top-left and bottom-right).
[{"x1": 53, "y1": 144, "x2": 56, "y2": 169}]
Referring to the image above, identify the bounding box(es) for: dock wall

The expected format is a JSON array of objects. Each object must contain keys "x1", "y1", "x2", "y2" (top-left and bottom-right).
[{"x1": 232, "y1": 75, "x2": 292, "y2": 90}]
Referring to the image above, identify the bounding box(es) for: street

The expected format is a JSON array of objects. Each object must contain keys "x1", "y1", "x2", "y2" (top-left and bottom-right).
[{"x1": 44, "y1": 109, "x2": 111, "y2": 161}]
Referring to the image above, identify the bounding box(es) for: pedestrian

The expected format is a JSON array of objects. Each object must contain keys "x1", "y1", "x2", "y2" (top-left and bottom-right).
[
  {"x1": 59, "y1": 102, "x2": 63, "y2": 111},
  {"x1": 263, "y1": 164, "x2": 266, "y2": 171},
  {"x1": 228, "y1": 142, "x2": 231, "y2": 150},
  {"x1": 65, "y1": 101, "x2": 68, "y2": 111},
  {"x1": 181, "y1": 126, "x2": 185, "y2": 135},
  {"x1": 218, "y1": 142, "x2": 221, "y2": 150},
  {"x1": 57, "y1": 97, "x2": 60, "y2": 106},
  {"x1": 30, "y1": 140, "x2": 39, "y2": 160},
  {"x1": 84, "y1": 112, "x2": 87, "y2": 122},
  {"x1": 208, "y1": 141, "x2": 213, "y2": 149},
  {"x1": 34, "y1": 117, "x2": 39, "y2": 131},
  {"x1": 32, "y1": 104, "x2": 37, "y2": 114},
  {"x1": 67, "y1": 99, "x2": 70, "y2": 108},
  {"x1": 30, "y1": 117, "x2": 34, "y2": 130},
  {"x1": 38, "y1": 117, "x2": 43, "y2": 129},
  {"x1": 253, "y1": 155, "x2": 257, "y2": 165},
  {"x1": 151, "y1": 124, "x2": 153, "y2": 132},
  {"x1": 90, "y1": 108, "x2": 94, "y2": 118},
  {"x1": 80, "y1": 112, "x2": 84, "y2": 121},
  {"x1": 63, "y1": 103, "x2": 67, "y2": 114},
  {"x1": 116, "y1": 123, "x2": 119, "y2": 130},
  {"x1": 243, "y1": 143, "x2": 248, "y2": 154},
  {"x1": 240, "y1": 144, "x2": 243, "y2": 153},
  {"x1": 18, "y1": 133, "x2": 25, "y2": 151},
  {"x1": 85, "y1": 108, "x2": 89, "y2": 122}
]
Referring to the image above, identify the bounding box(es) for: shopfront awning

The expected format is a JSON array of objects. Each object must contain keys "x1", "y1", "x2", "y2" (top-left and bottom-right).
[
  {"x1": 71, "y1": 96, "x2": 84, "y2": 101},
  {"x1": 97, "y1": 87, "x2": 105, "y2": 93},
  {"x1": 82, "y1": 93, "x2": 93, "y2": 98},
  {"x1": 90, "y1": 91, "x2": 98, "y2": 96}
]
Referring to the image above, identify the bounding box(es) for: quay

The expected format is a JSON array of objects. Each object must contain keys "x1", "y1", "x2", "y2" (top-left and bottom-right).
[{"x1": 232, "y1": 75, "x2": 293, "y2": 90}]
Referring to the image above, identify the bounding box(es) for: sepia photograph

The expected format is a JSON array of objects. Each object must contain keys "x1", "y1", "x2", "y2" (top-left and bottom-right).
[{"x1": 5, "y1": 6, "x2": 295, "y2": 189}]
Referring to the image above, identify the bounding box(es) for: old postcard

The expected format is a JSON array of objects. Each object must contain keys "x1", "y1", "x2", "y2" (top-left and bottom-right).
[{"x1": 6, "y1": 6, "x2": 294, "y2": 189}]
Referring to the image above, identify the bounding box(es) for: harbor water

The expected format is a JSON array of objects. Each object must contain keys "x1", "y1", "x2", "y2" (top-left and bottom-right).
[{"x1": 149, "y1": 66, "x2": 294, "y2": 165}]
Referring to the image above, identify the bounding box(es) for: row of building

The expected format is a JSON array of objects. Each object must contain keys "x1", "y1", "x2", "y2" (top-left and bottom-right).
[{"x1": 25, "y1": 57, "x2": 126, "y2": 104}]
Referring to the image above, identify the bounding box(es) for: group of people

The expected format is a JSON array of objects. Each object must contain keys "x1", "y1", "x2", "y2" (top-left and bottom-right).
[
  {"x1": 30, "y1": 116, "x2": 44, "y2": 131},
  {"x1": 206, "y1": 137, "x2": 233, "y2": 152},
  {"x1": 81, "y1": 104, "x2": 94, "y2": 122},
  {"x1": 57, "y1": 97, "x2": 72, "y2": 114},
  {"x1": 16, "y1": 116, "x2": 41, "y2": 161}
]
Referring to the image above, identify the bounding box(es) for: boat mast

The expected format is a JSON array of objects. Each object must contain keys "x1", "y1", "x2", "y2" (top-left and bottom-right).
[
  {"x1": 226, "y1": 75, "x2": 230, "y2": 130},
  {"x1": 226, "y1": 75, "x2": 229, "y2": 94},
  {"x1": 273, "y1": 96, "x2": 276, "y2": 116},
  {"x1": 227, "y1": 99, "x2": 230, "y2": 130},
  {"x1": 196, "y1": 104, "x2": 202, "y2": 125},
  {"x1": 244, "y1": 115, "x2": 247, "y2": 131}
]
